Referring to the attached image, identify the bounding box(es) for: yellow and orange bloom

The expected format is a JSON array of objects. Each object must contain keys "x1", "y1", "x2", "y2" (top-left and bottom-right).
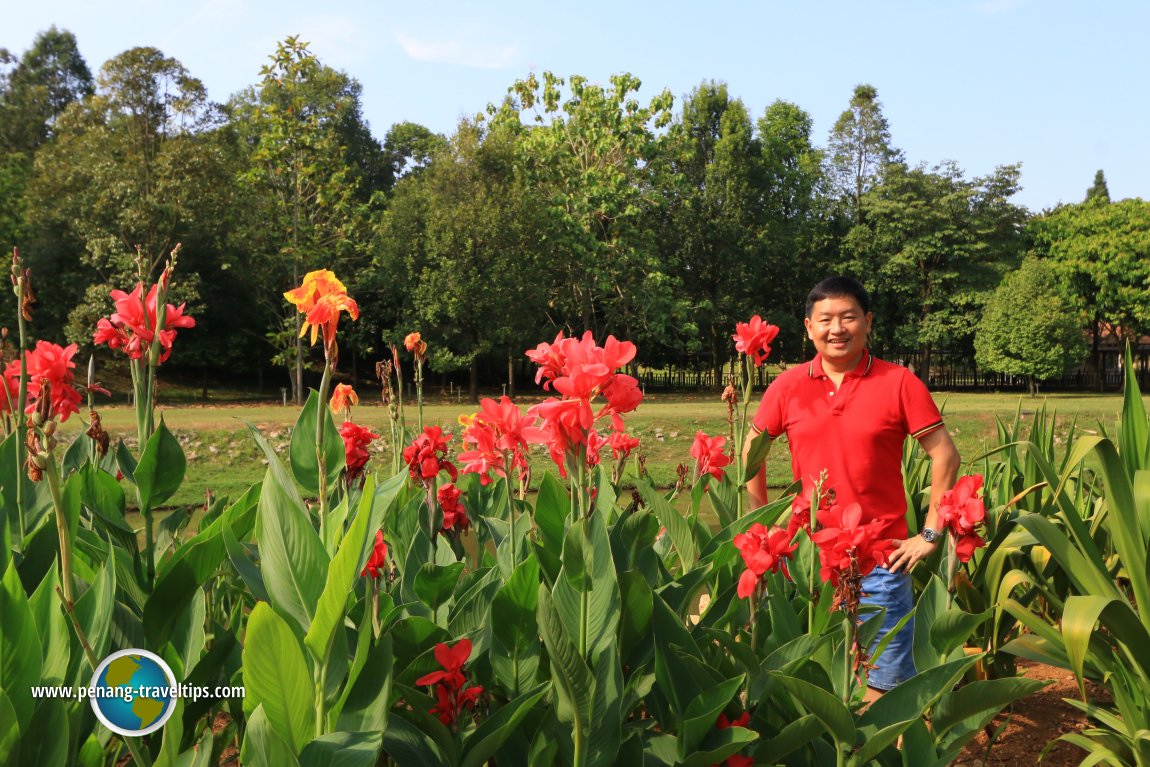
[
  {"x1": 330, "y1": 383, "x2": 359, "y2": 415},
  {"x1": 404, "y1": 331, "x2": 427, "y2": 358},
  {"x1": 284, "y1": 270, "x2": 360, "y2": 348}
]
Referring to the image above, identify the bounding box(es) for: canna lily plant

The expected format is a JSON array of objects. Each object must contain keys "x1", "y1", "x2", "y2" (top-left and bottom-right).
[{"x1": 0, "y1": 265, "x2": 1065, "y2": 767}]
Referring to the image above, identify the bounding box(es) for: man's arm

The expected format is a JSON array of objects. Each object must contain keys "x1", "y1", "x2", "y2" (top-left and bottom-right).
[
  {"x1": 742, "y1": 428, "x2": 770, "y2": 510},
  {"x1": 886, "y1": 427, "x2": 961, "y2": 573}
]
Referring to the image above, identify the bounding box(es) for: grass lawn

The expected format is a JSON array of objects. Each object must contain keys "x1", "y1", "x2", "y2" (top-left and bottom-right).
[{"x1": 53, "y1": 388, "x2": 1145, "y2": 510}]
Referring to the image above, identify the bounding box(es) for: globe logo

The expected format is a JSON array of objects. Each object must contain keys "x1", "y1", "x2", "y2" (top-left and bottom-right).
[{"x1": 89, "y1": 649, "x2": 177, "y2": 737}]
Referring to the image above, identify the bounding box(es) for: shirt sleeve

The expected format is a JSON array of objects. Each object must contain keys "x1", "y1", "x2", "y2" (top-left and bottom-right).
[
  {"x1": 751, "y1": 378, "x2": 785, "y2": 438},
  {"x1": 899, "y1": 369, "x2": 944, "y2": 439}
]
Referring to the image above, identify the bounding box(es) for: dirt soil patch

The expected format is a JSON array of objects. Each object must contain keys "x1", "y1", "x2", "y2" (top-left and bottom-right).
[{"x1": 954, "y1": 660, "x2": 1106, "y2": 766}]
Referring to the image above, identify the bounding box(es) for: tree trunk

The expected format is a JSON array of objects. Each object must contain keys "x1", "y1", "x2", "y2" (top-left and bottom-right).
[
  {"x1": 1092, "y1": 315, "x2": 1103, "y2": 392},
  {"x1": 507, "y1": 353, "x2": 515, "y2": 398},
  {"x1": 294, "y1": 331, "x2": 303, "y2": 405},
  {"x1": 469, "y1": 358, "x2": 479, "y2": 403},
  {"x1": 1028, "y1": 375, "x2": 1038, "y2": 398},
  {"x1": 918, "y1": 342, "x2": 932, "y2": 385}
]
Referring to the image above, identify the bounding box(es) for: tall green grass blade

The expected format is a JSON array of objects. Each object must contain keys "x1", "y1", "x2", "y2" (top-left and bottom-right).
[{"x1": 1120, "y1": 343, "x2": 1150, "y2": 475}]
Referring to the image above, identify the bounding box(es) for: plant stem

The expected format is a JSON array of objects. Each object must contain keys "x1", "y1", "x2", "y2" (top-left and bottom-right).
[
  {"x1": 506, "y1": 454, "x2": 517, "y2": 569},
  {"x1": 56, "y1": 587, "x2": 155, "y2": 767},
  {"x1": 13, "y1": 259, "x2": 28, "y2": 544},
  {"x1": 736, "y1": 356, "x2": 756, "y2": 518},
  {"x1": 315, "y1": 663, "x2": 327, "y2": 736},
  {"x1": 316, "y1": 359, "x2": 333, "y2": 541},
  {"x1": 50, "y1": 436, "x2": 151, "y2": 767},
  {"x1": 45, "y1": 449, "x2": 75, "y2": 607},
  {"x1": 415, "y1": 358, "x2": 424, "y2": 432}
]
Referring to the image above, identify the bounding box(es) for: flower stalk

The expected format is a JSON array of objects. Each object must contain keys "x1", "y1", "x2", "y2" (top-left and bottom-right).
[{"x1": 10, "y1": 249, "x2": 30, "y2": 543}]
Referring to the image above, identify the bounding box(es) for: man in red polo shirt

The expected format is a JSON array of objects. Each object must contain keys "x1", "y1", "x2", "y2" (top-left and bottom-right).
[{"x1": 744, "y1": 276, "x2": 960, "y2": 699}]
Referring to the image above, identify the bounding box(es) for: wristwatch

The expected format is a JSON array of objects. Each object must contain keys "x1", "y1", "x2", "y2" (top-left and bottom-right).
[{"x1": 920, "y1": 527, "x2": 940, "y2": 543}]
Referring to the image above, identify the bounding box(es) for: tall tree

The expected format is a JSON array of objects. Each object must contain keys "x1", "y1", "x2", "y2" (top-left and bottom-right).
[
  {"x1": 0, "y1": 26, "x2": 94, "y2": 153},
  {"x1": 371, "y1": 118, "x2": 547, "y2": 398},
  {"x1": 1030, "y1": 197, "x2": 1150, "y2": 385},
  {"x1": 25, "y1": 46, "x2": 230, "y2": 353},
  {"x1": 975, "y1": 257, "x2": 1086, "y2": 395},
  {"x1": 1085, "y1": 169, "x2": 1110, "y2": 204},
  {"x1": 827, "y1": 84, "x2": 901, "y2": 223},
  {"x1": 381, "y1": 121, "x2": 445, "y2": 190},
  {"x1": 843, "y1": 161, "x2": 1027, "y2": 373},
  {"x1": 492, "y1": 72, "x2": 676, "y2": 351},
  {"x1": 0, "y1": 27, "x2": 93, "y2": 277},
  {"x1": 659, "y1": 81, "x2": 763, "y2": 378},
  {"x1": 757, "y1": 99, "x2": 834, "y2": 355},
  {"x1": 231, "y1": 36, "x2": 377, "y2": 402}
]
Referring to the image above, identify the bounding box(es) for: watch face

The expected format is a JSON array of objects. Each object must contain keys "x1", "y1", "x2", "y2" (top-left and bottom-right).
[{"x1": 921, "y1": 528, "x2": 938, "y2": 543}]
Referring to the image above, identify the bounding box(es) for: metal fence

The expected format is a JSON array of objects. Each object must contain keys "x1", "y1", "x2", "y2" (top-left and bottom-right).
[{"x1": 639, "y1": 349, "x2": 1150, "y2": 393}]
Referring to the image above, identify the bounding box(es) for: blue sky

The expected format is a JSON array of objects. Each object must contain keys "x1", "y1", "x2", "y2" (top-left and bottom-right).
[{"x1": 4, "y1": 0, "x2": 1147, "y2": 212}]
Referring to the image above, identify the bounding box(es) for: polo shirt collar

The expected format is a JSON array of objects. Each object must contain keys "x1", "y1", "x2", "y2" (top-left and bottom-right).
[{"x1": 808, "y1": 349, "x2": 873, "y2": 379}]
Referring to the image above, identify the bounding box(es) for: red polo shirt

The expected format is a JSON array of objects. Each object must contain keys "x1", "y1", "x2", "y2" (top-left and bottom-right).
[{"x1": 751, "y1": 350, "x2": 944, "y2": 540}]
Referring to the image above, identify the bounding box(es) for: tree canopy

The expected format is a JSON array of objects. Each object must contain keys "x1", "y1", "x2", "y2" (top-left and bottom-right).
[{"x1": 2, "y1": 28, "x2": 1140, "y2": 395}]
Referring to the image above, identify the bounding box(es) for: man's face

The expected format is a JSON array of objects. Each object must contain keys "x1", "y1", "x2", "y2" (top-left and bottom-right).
[{"x1": 804, "y1": 295, "x2": 873, "y2": 367}]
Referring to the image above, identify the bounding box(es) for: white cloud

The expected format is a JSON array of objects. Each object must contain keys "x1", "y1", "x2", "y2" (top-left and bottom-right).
[{"x1": 395, "y1": 32, "x2": 519, "y2": 70}]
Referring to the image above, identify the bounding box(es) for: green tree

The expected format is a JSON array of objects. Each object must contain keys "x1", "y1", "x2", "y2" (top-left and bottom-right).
[
  {"x1": 844, "y1": 162, "x2": 1027, "y2": 372},
  {"x1": 1030, "y1": 197, "x2": 1150, "y2": 385},
  {"x1": 974, "y1": 257, "x2": 1086, "y2": 395},
  {"x1": 371, "y1": 117, "x2": 547, "y2": 398},
  {"x1": 0, "y1": 27, "x2": 93, "y2": 274},
  {"x1": 1085, "y1": 169, "x2": 1110, "y2": 203},
  {"x1": 232, "y1": 36, "x2": 377, "y2": 402},
  {"x1": 0, "y1": 26, "x2": 94, "y2": 153},
  {"x1": 659, "y1": 81, "x2": 762, "y2": 378},
  {"x1": 381, "y1": 121, "x2": 445, "y2": 189},
  {"x1": 827, "y1": 84, "x2": 901, "y2": 222},
  {"x1": 757, "y1": 99, "x2": 834, "y2": 354},
  {"x1": 492, "y1": 72, "x2": 676, "y2": 351},
  {"x1": 24, "y1": 46, "x2": 230, "y2": 351}
]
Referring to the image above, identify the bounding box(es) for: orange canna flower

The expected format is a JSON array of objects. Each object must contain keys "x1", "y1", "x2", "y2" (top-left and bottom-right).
[
  {"x1": 284, "y1": 270, "x2": 360, "y2": 347},
  {"x1": 330, "y1": 383, "x2": 359, "y2": 414},
  {"x1": 404, "y1": 331, "x2": 427, "y2": 358}
]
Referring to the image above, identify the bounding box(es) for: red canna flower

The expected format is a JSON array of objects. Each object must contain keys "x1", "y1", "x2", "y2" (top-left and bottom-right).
[
  {"x1": 0, "y1": 359, "x2": 22, "y2": 414},
  {"x1": 733, "y1": 523, "x2": 797, "y2": 598},
  {"x1": 524, "y1": 331, "x2": 645, "y2": 480},
  {"x1": 340, "y1": 420, "x2": 378, "y2": 482},
  {"x1": 787, "y1": 480, "x2": 826, "y2": 540},
  {"x1": 717, "y1": 712, "x2": 750, "y2": 729},
  {"x1": 94, "y1": 282, "x2": 197, "y2": 364},
  {"x1": 529, "y1": 397, "x2": 594, "y2": 477},
  {"x1": 691, "y1": 431, "x2": 731, "y2": 483},
  {"x1": 584, "y1": 428, "x2": 606, "y2": 467},
  {"x1": 330, "y1": 383, "x2": 358, "y2": 414},
  {"x1": 437, "y1": 483, "x2": 470, "y2": 532},
  {"x1": 810, "y1": 502, "x2": 894, "y2": 588},
  {"x1": 416, "y1": 639, "x2": 484, "y2": 727},
  {"x1": 525, "y1": 331, "x2": 567, "y2": 390},
  {"x1": 608, "y1": 428, "x2": 640, "y2": 460},
  {"x1": 939, "y1": 474, "x2": 986, "y2": 563},
  {"x1": 732, "y1": 315, "x2": 780, "y2": 368},
  {"x1": 360, "y1": 530, "x2": 388, "y2": 578},
  {"x1": 21, "y1": 341, "x2": 84, "y2": 422},
  {"x1": 283, "y1": 270, "x2": 359, "y2": 349},
  {"x1": 713, "y1": 712, "x2": 754, "y2": 767},
  {"x1": 458, "y1": 396, "x2": 545, "y2": 484},
  {"x1": 403, "y1": 425, "x2": 457, "y2": 483}
]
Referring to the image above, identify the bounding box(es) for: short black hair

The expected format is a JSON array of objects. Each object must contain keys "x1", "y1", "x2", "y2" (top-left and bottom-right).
[{"x1": 805, "y1": 276, "x2": 871, "y2": 317}]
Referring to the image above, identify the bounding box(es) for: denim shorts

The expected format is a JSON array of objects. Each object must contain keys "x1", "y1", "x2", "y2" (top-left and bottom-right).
[{"x1": 860, "y1": 566, "x2": 916, "y2": 691}]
